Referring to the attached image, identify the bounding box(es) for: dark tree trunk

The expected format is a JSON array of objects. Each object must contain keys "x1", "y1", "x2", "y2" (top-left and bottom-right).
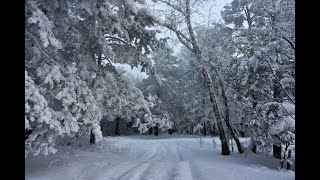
[
  {"x1": 148, "y1": 127, "x2": 153, "y2": 135},
  {"x1": 154, "y1": 126, "x2": 159, "y2": 136},
  {"x1": 208, "y1": 122, "x2": 213, "y2": 137},
  {"x1": 240, "y1": 131, "x2": 245, "y2": 137},
  {"x1": 203, "y1": 122, "x2": 207, "y2": 136},
  {"x1": 126, "y1": 120, "x2": 133, "y2": 135},
  {"x1": 281, "y1": 143, "x2": 290, "y2": 169},
  {"x1": 272, "y1": 74, "x2": 283, "y2": 159},
  {"x1": 287, "y1": 149, "x2": 292, "y2": 170},
  {"x1": 115, "y1": 117, "x2": 120, "y2": 136},
  {"x1": 244, "y1": 5, "x2": 253, "y2": 29},
  {"x1": 97, "y1": 54, "x2": 102, "y2": 67},
  {"x1": 252, "y1": 143, "x2": 257, "y2": 154},
  {"x1": 212, "y1": 124, "x2": 216, "y2": 136},
  {"x1": 273, "y1": 144, "x2": 282, "y2": 159},
  {"x1": 216, "y1": 70, "x2": 244, "y2": 154},
  {"x1": 168, "y1": 129, "x2": 173, "y2": 135},
  {"x1": 223, "y1": 106, "x2": 244, "y2": 153},
  {"x1": 273, "y1": 78, "x2": 282, "y2": 102},
  {"x1": 173, "y1": 125, "x2": 178, "y2": 133},
  {"x1": 90, "y1": 129, "x2": 95, "y2": 144},
  {"x1": 231, "y1": 139, "x2": 234, "y2": 152}
]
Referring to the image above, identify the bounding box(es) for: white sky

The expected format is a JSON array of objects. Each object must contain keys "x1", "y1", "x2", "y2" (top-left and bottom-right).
[{"x1": 114, "y1": 0, "x2": 233, "y2": 80}]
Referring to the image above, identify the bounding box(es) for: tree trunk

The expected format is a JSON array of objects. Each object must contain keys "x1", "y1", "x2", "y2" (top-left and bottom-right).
[
  {"x1": 273, "y1": 78, "x2": 282, "y2": 103},
  {"x1": 231, "y1": 139, "x2": 234, "y2": 152},
  {"x1": 212, "y1": 123, "x2": 216, "y2": 136},
  {"x1": 287, "y1": 149, "x2": 292, "y2": 170},
  {"x1": 155, "y1": 0, "x2": 229, "y2": 155},
  {"x1": 148, "y1": 127, "x2": 153, "y2": 135},
  {"x1": 244, "y1": 5, "x2": 253, "y2": 29},
  {"x1": 154, "y1": 125, "x2": 159, "y2": 136},
  {"x1": 97, "y1": 54, "x2": 102, "y2": 67},
  {"x1": 252, "y1": 143, "x2": 257, "y2": 154},
  {"x1": 281, "y1": 143, "x2": 289, "y2": 169},
  {"x1": 90, "y1": 129, "x2": 95, "y2": 144},
  {"x1": 273, "y1": 144, "x2": 282, "y2": 159},
  {"x1": 168, "y1": 129, "x2": 173, "y2": 135},
  {"x1": 240, "y1": 131, "x2": 245, "y2": 137},
  {"x1": 208, "y1": 122, "x2": 213, "y2": 137},
  {"x1": 216, "y1": 70, "x2": 244, "y2": 154},
  {"x1": 174, "y1": 125, "x2": 178, "y2": 133},
  {"x1": 203, "y1": 122, "x2": 207, "y2": 136},
  {"x1": 202, "y1": 68, "x2": 230, "y2": 155},
  {"x1": 248, "y1": 139, "x2": 257, "y2": 154},
  {"x1": 273, "y1": 75, "x2": 282, "y2": 159},
  {"x1": 115, "y1": 117, "x2": 120, "y2": 136}
]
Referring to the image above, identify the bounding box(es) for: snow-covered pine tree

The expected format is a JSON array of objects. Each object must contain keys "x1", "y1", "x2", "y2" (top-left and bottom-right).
[{"x1": 25, "y1": 0, "x2": 165, "y2": 157}]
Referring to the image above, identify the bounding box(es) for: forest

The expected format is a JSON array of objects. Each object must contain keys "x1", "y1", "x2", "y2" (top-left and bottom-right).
[{"x1": 25, "y1": 0, "x2": 295, "y2": 179}]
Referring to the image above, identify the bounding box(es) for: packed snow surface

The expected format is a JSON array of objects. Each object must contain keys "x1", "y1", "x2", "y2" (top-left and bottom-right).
[{"x1": 26, "y1": 135, "x2": 294, "y2": 180}]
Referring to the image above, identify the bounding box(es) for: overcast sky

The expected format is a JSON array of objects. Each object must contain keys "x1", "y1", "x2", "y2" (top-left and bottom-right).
[{"x1": 115, "y1": 0, "x2": 233, "y2": 80}]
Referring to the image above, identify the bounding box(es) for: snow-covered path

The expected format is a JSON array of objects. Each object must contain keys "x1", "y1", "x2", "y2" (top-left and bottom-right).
[{"x1": 25, "y1": 136, "x2": 294, "y2": 180}]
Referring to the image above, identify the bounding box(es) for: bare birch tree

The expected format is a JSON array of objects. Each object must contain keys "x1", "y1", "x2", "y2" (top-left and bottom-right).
[{"x1": 150, "y1": 0, "x2": 230, "y2": 155}]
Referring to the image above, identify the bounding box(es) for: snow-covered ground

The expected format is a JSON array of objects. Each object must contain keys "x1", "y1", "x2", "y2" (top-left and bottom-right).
[{"x1": 25, "y1": 135, "x2": 294, "y2": 180}]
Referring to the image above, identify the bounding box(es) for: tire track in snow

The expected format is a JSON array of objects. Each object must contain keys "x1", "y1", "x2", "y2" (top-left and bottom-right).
[
  {"x1": 171, "y1": 141, "x2": 207, "y2": 180},
  {"x1": 115, "y1": 141, "x2": 190, "y2": 180},
  {"x1": 77, "y1": 139, "x2": 197, "y2": 180},
  {"x1": 140, "y1": 142, "x2": 180, "y2": 180},
  {"x1": 166, "y1": 142, "x2": 190, "y2": 180},
  {"x1": 171, "y1": 161, "x2": 193, "y2": 180},
  {"x1": 92, "y1": 142, "x2": 159, "y2": 180},
  {"x1": 176, "y1": 140, "x2": 219, "y2": 180},
  {"x1": 175, "y1": 142, "x2": 184, "y2": 162},
  {"x1": 114, "y1": 144, "x2": 162, "y2": 180}
]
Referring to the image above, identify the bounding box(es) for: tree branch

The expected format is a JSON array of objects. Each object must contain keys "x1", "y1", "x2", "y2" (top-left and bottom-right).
[
  {"x1": 176, "y1": 33, "x2": 193, "y2": 51},
  {"x1": 185, "y1": 0, "x2": 200, "y2": 54},
  {"x1": 157, "y1": 20, "x2": 193, "y2": 46},
  {"x1": 25, "y1": 30, "x2": 57, "y2": 64},
  {"x1": 277, "y1": 35, "x2": 295, "y2": 51},
  {"x1": 105, "y1": 35, "x2": 134, "y2": 48},
  {"x1": 261, "y1": 56, "x2": 295, "y2": 104},
  {"x1": 158, "y1": 0, "x2": 186, "y2": 17},
  {"x1": 151, "y1": 0, "x2": 199, "y2": 53}
]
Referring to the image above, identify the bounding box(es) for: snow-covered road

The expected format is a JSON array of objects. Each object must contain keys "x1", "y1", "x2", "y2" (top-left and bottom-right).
[{"x1": 25, "y1": 136, "x2": 294, "y2": 180}]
